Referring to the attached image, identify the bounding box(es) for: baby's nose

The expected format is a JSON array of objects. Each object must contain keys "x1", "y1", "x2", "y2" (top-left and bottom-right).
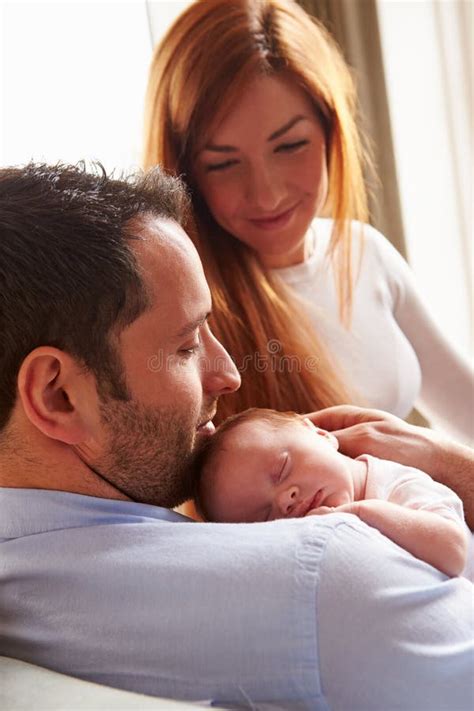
[{"x1": 277, "y1": 485, "x2": 299, "y2": 517}]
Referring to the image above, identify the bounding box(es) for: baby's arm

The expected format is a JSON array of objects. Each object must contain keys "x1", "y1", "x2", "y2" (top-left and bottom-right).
[{"x1": 309, "y1": 500, "x2": 468, "y2": 577}]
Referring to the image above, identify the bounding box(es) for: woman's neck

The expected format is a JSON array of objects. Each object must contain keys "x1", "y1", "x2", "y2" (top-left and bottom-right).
[{"x1": 259, "y1": 227, "x2": 315, "y2": 269}]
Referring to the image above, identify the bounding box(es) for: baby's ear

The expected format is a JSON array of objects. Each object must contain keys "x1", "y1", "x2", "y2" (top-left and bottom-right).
[{"x1": 302, "y1": 418, "x2": 339, "y2": 450}]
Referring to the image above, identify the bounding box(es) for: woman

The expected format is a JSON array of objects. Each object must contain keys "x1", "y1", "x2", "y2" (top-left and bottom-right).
[{"x1": 143, "y1": 0, "x2": 473, "y2": 444}]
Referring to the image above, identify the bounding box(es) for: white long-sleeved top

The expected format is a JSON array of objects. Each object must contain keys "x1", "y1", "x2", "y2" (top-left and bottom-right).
[{"x1": 272, "y1": 219, "x2": 474, "y2": 444}]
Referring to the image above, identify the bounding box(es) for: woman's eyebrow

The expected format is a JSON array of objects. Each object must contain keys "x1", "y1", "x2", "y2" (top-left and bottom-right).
[
  {"x1": 268, "y1": 115, "x2": 307, "y2": 141},
  {"x1": 202, "y1": 115, "x2": 308, "y2": 153},
  {"x1": 202, "y1": 143, "x2": 236, "y2": 153}
]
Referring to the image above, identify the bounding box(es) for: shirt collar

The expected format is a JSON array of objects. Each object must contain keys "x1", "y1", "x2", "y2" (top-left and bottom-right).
[{"x1": 0, "y1": 487, "x2": 189, "y2": 539}]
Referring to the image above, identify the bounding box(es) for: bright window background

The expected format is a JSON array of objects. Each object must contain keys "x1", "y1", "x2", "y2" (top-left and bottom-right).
[
  {"x1": 377, "y1": 0, "x2": 473, "y2": 358},
  {"x1": 1, "y1": 0, "x2": 152, "y2": 173},
  {"x1": 147, "y1": 0, "x2": 190, "y2": 43}
]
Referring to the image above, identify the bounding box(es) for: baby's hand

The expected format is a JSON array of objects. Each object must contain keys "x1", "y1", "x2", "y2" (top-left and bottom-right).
[
  {"x1": 305, "y1": 505, "x2": 335, "y2": 517},
  {"x1": 306, "y1": 502, "x2": 361, "y2": 517}
]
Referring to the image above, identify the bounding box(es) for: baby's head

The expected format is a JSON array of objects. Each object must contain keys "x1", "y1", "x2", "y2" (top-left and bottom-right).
[{"x1": 195, "y1": 408, "x2": 355, "y2": 523}]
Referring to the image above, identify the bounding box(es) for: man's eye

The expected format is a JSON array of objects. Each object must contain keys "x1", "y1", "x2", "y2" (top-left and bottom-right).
[
  {"x1": 179, "y1": 342, "x2": 200, "y2": 357},
  {"x1": 275, "y1": 139, "x2": 309, "y2": 154},
  {"x1": 205, "y1": 159, "x2": 239, "y2": 172}
]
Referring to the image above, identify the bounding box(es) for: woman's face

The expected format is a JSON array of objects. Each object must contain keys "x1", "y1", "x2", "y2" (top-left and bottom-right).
[{"x1": 193, "y1": 73, "x2": 328, "y2": 269}]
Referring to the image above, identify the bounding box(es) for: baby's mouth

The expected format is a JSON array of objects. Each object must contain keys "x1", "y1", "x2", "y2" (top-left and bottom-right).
[
  {"x1": 301, "y1": 489, "x2": 324, "y2": 516},
  {"x1": 196, "y1": 419, "x2": 216, "y2": 436}
]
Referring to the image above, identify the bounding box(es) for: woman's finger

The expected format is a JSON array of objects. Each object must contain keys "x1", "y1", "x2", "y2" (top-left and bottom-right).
[{"x1": 302, "y1": 405, "x2": 387, "y2": 432}]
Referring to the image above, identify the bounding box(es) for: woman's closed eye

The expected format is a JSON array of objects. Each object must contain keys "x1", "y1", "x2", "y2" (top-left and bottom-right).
[
  {"x1": 205, "y1": 158, "x2": 240, "y2": 173},
  {"x1": 275, "y1": 139, "x2": 309, "y2": 154}
]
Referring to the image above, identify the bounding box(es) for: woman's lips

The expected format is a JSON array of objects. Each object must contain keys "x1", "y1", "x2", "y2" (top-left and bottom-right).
[{"x1": 248, "y1": 203, "x2": 299, "y2": 231}]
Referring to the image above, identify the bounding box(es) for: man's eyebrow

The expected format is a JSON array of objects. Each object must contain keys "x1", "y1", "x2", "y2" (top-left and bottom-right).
[
  {"x1": 175, "y1": 312, "x2": 211, "y2": 339},
  {"x1": 202, "y1": 115, "x2": 308, "y2": 153}
]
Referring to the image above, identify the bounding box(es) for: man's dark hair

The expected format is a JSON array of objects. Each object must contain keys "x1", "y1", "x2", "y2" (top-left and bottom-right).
[{"x1": 0, "y1": 161, "x2": 189, "y2": 432}]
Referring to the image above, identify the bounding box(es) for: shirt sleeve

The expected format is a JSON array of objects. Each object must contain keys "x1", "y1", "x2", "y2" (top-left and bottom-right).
[
  {"x1": 317, "y1": 514, "x2": 474, "y2": 711},
  {"x1": 389, "y1": 469, "x2": 466, "y2": 524},
  {"x1": 369, "y1": 225, "x2": 474, "y2": 445},
  {"x1": 365, "y1": 456, "x2": 466, "y2": 526}
]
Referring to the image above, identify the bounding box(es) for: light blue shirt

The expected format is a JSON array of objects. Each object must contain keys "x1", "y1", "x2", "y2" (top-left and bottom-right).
[{"x1": 0, "y1": 488, "x2": 473, "y2": 710}]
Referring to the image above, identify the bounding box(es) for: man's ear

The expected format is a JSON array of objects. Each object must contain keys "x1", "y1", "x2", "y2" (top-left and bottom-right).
[
  {"x1": 302, "y1": 417, "x2": 339, "y2": 450},
  {"x1": 17, "y1": 346, "x2": 96, "y2": 445}
]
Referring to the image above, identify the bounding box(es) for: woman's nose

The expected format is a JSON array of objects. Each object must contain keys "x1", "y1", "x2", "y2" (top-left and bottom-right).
[
  {"x1": 277, "y1": 485, "x2": 299, "y2": 517},
  {"x1": 247, "y1": 164, "x2": 284, "y2": 212}
]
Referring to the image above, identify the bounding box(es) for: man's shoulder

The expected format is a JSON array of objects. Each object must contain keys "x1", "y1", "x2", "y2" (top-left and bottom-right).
[
  {"x1": 1, "y1": 488, "x2": 404, "y2": 627},
  {"x1": 0, "y1": 487, "x2": 186, "y2": 540},
  {"x1": 3, "y1": 489, "x2": 471, "y2": 708},
  {"x1": 0, "y1": 486, "x2": 371, "y2": 583},
  {"x1": 0, "y1": 490, "x2": 377, "y2": 705}
]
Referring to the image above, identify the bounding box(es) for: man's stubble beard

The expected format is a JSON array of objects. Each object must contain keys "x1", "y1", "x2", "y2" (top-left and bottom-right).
[{"x1": 96, "y1": 398, "x2": 198, "y2": 509}]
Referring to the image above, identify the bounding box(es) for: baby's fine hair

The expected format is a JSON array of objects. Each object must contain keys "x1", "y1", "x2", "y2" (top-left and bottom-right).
[{"x1": 193, "y1": 407, "x2": 302, "y2": 520}]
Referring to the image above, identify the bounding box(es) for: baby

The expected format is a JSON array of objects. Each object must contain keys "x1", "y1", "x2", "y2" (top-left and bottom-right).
[{"x1": 194, "y1": 408, "x2": 469, "y2": 578}]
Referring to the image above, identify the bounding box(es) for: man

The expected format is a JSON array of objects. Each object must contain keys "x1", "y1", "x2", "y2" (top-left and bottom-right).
[{"x1": 0, "y1": 163, "x2": 472, "y2": 710}]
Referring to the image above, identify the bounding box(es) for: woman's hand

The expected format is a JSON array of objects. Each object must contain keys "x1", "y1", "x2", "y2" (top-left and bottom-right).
[
  {"x1": 303, "y1": 405, "x2": 436, "y2": 466},
  {"x1": 303, "y1": 405, "x2": 454, "y2": 477}
]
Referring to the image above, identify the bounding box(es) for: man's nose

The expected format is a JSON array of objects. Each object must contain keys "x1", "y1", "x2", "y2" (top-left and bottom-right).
[
  {"x1": 203, "y1": 334, "x2": 241, "y2": 397},
  {"x1": 277, "y1": 485, "x2": 299, "y2": 517}
]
